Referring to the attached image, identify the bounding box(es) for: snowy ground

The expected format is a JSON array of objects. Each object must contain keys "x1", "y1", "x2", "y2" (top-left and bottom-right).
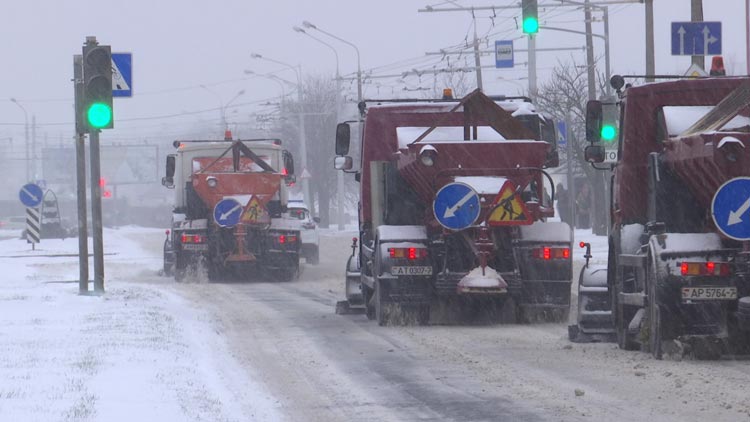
[
  {"x1": 0, "y1": 227, "x2": 280, "y2": 421},
  {"x1": 2, "y1": 226, "x2": 750, "y2": 421}
]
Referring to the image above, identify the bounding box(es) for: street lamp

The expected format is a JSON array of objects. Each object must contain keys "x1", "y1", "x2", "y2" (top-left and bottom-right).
[
  {"x1": 293, "y1": 24, "x2": 346, "y2": 229},
  {"x1": 10, "y1": 98, "x2": 30, "y2": 182},
  {"x1": 244, "y1": 70, "x2": 293, "y2": 101},
  {"x1": 250, "y1": 53, "x2": 311, "y2": 209},
  {"x1": 199, "y1": 85, "x2": 244, "y2": 132},
  {"x1": 301, "y1": 20, "x2": 361, "y2": 105}
]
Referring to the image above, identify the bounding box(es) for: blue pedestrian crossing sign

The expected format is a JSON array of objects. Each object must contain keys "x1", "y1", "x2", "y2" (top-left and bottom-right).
[
  {"x1": 112, "y1": 53, "x2": 133, "y2": 97},
  {"x1": 19, "y1": 183, "x2": 43, "y2": 208},
  {"x1": 433, "y1": 182, "x2": 480, "y2": 230},
  {"x1": 213, "y1": 198, "x2": 243, "y2": 228},
  {"x1": 712, "y1": 177, "x2": 750, "y2": 240}
]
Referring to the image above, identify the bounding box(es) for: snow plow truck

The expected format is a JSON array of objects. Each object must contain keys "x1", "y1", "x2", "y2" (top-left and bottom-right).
[
  {"x1": 570, "y1": 74, "x2": 750, "y2": 359},
  {"x1": 334, "y1": 89, "x2": 572, "y2": 325},
  {"x1": 162, "y1": 134, "x2": 301, "y2": 281}
]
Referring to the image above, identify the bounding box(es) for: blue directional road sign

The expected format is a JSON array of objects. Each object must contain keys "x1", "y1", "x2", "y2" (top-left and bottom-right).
[
  {"x1": 19, "y1": 183, "x2": 43, "y2": 208},
  {"x1": 712, "y1": 177, "x2": 750, "y2": 240},
  {"x1": 433, "y1": 182, "x2": 481, "y2": 230},
  {"x1": 112, "y1": 53, "x2": 133, "y2": 97},
  {"x1": 671, "y1": 21, "x2": 721, "y2": 56},
  {"x1": 556, "y1": 121, "x2": 567, "y2": 147},
  {"x1": 213, "y1": 198, "x2": 243, "y2": 228},
  {"x1": 495, "y1": 40, "x2": 514, "y2": 68}
]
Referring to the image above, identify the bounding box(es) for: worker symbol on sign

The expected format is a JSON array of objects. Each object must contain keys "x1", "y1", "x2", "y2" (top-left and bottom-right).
[
  {"x1": 487, "y1": 181, "x2": 532, "y2": 226},
  {"x1": 242, "y1": 196, "x2": 269, "y2": 224}
]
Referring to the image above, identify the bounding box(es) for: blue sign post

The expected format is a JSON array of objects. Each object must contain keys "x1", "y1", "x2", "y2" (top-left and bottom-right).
[
  {"x1": 213, "y1": 198, "x2": 243, "y2": 228},
  {"x1": 495, "y1": 40, "x2": 514, "y2": 68},
  {"x1": 556, "y1": 121, "x2": 567, "y2": 147},
  {"x1": 19, "y1": 183, "x2": 43, "y2": 208},
  {"x1": 671, "y1": 22, "x2": 722, "y2": 56},
  {"x1": 433, "y1": 182, "x2": 480, "y2": 230},
  {"x1": 112, "y1": 53, "x2": 133, "y2": 97},
  {"x1": 712, "y1": 177, "x2": 750, "y2": 240}
]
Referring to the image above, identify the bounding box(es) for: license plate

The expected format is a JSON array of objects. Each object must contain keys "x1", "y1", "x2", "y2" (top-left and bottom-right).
[
  {"x1": 391, "y1": 266, "x2": 433, "y2": 276},
  {"x1": 681, "y1": 287, "x2": 737, "y2": 300},
  {"x1": 182, "y1": 244, "x2": 208, "y2": 251}
]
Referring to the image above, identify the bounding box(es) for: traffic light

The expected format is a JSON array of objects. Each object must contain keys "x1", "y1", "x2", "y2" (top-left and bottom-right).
[
  {"x1": 99, "y1": 177, "x2": 112, "y2": 198},
  {"x1": 600, "y1": 102, "x2": 619, "y2": 143},
  {"x1": 82, "y1": 43, "x2": 113, "y2": 130},
  {"x1": 521, "y1": 0, "x2": 539, "y2": 34}
]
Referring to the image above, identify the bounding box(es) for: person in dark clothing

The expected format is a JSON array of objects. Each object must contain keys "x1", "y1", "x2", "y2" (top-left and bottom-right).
[
  {"x1": 576, "y1": 184, "x2": 591, "y2": 229},
  {"x1": 555, "y1": 183, "x2": 571, "y2": 226}
]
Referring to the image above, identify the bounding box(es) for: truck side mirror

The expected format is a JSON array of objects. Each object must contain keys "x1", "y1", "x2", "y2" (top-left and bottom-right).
[
  {"x1": 334, "y1": 156, "x2": 353, "y2": 171},
  {"x1": 335, "y1": 123, "x2": 351, "y2": 156},
  {"x1": 585, "y1": 100, "x2": 603, "y2": 144},
  {"x1": 162, "y1": 154, "x2": 176, "y2": 188},
  {"x1": 283, "y1": 150, "x2": 295, "y2": 175},
  {"x1": 584, "y1": 145, "x2": 606, "y2": 163}
]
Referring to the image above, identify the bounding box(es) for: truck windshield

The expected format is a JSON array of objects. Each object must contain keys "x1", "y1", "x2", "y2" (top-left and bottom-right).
[{"x1": 192, "y1": 156, "x2": 274, "y2": 173}]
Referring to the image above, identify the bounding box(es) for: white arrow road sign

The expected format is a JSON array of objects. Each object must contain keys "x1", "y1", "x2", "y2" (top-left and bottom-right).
[
  {"x1": 678, "y1": 26, "x2": 686, "y2": 55},
  {"x1": 220, "y1": 204, "x2": 243, "y2": 221},
  {"x1": 728, "y1": 196, "x2": 750, "y2": 226},
  {"x1": 444, "y1": 190, "x2": 476, "y2": 218},
  {"x1": 22, "y1": 187, "x2": 39, "y2": 204}
]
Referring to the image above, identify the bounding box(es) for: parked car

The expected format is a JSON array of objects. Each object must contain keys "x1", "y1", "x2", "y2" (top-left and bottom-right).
[{"x1": 286, "y1": 200, "x2": 320, "y2": 265}]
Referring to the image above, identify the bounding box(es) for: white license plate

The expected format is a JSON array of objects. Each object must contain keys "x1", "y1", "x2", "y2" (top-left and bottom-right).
[
  {"x1": 182, "y1": 244, "x2": 208, "y2": 251},
  {"x1": 681, "y1": 287, "x2": 737, "y2": 300},
  {"x1": 391, "y1": 266, "x2": 433, "y2": 276}
]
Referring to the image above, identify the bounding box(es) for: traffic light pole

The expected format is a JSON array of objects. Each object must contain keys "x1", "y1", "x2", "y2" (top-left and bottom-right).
[
  {"x1": 73, "y1": 54, "x2": 89, "y2": 294},
  {"x1": 89, "y1": 128, "x2": 105, "y2": 293}
]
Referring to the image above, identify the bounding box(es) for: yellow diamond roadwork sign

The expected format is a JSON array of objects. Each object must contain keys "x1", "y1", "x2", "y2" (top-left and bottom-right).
[
  {"x1": 487, "y1": 181, "x2": 532, "y2": 226},
  {"x1": 242, "y1": 196, "x2": 270, "y2": 224}
]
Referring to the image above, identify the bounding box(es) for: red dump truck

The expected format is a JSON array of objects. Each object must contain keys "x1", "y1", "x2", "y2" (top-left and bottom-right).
[
  {"x1": 570, "y1": 75, "x2": 750, "y2": 359},
  {"x1": 162, "y1": 136, "x2": 300, "y2": 281},
  {"x1": 334, "y1": 89, "x2": 571, "y2": 325}
]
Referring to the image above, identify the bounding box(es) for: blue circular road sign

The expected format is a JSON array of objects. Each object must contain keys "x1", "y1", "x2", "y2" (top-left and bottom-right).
[
  {"x1": 433, "y1": 182, "x2": 481, "y2": 230},
  {"x1": 712, "y1": 177, "x2": 750, "y2": 240},
  {"x1": 19, "y1": 183, "x2": 43, "y2": 208},
  {"x1": 213, "y1": 198, "x2": 243, "y2": 228}
]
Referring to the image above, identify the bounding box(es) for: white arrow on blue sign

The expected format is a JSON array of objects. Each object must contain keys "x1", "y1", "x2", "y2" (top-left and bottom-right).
[
  {"x1": 213, "y1": 198, "x2": 243, "y2": 228},
  {"x1": 19, "y1": 183, "x2": 43, "y2": 208},
  {"x1": 712, "y1": 177, "x2": 750, "y2": 240},
  {"x1": 433, "y1": 182, "x2": 481, "y2": 230},
  {"x1": 556, "y1": 121, "x2": 567, "y2": 147},
  {"x1": 112, "y1": 53, "x2": 133, "y2": 97},
  {"x1": 671, "y1": 22, "x2": 721, "y2": 56}
]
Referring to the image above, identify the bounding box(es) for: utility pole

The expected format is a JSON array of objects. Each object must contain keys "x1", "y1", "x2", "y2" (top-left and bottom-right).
[
  {"x1": 528, "y1": 36, "x2": 537, "y2": 98},
  {"x1": 31, "y1": 115, "x2": 37, "y2": 179},
  {"x1": 645, "y1": 0, "x2": 655, "y2": 81},
  {"x1": 472, "y1": 13, "x2": 484, "y2": 90},
  {"x1": 691, "y1": 0, "x2": 704, "y2": 70},
  {"x1": 584, "y1": 0, "x2": 596, "y2": 100},
  {"x1": 73, "y1": 54, "x2": 89, "y2": 294}
]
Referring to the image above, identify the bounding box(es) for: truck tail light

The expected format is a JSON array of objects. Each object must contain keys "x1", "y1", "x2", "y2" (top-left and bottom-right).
[
  {"x1": 181, "y1": 234, "x2": 205, "y2": 244},
  {"x1": 388, "y1": 247, "x2": 428, "y2": 260},
  {"x1": 532, "y1": 246, "x2": 570, "y2": 260},
  {"x1": 680, "y1": 261, "x2": 731, "y2": 277},
  {"x1": 278, "y1": 234, "x2": 297, "y2": 244}
]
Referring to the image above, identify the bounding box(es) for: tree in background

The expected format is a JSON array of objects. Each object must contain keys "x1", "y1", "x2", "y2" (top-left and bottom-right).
[{"x1": 275, "y1": 74, "x2": 341, "y2": 228}]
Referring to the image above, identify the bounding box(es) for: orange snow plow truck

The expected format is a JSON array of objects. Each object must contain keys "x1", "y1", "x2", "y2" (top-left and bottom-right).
[
  {"x1": 334, "y1": 89, "x2": 572, "y2": 325},
  {"x1": 162, "y1": 135, "x2": 300, "y2": 281}
]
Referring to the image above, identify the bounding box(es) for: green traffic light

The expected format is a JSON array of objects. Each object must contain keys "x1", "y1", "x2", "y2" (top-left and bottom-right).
[
  {"x1": 523, "y1": 17, "x2": 539, "y2": 34},
  {"x1": 87, "y1": 103, "x2": 112, "y2": 128},
  {"x1": 601, "y1": 124, "x2": 617, "y2": 141}
]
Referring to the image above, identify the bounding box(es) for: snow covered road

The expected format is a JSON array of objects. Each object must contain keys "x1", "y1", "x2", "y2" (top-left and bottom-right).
[{"x1": 2, "y1": 227, "x2": 749, "y2": 421}]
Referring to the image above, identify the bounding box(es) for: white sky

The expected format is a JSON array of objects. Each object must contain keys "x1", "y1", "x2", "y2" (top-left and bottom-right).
[{"x1": 0, "y1": 0, "x2": 746, "y2": 144}]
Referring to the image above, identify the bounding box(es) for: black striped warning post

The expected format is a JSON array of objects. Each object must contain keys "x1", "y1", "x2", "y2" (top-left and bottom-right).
[{"x1": 26, "y1": 207, "x2": 41, "y2": 245}]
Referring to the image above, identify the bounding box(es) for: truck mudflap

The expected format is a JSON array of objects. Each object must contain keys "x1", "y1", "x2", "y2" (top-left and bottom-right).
[{"x1": 568, "y1": 264, "x2": 616, "y2": 343}]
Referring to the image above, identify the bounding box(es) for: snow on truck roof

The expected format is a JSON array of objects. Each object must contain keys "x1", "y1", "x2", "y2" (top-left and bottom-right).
[{"x1": 663, "y1": 105, "x2": 750, "y2": 136}]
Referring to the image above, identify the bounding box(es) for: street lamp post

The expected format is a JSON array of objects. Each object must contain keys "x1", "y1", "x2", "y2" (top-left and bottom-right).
[
  {"x1": 293, "y1": 25, "x2": 346, "y2": 230},
  {"x1": 199, "y1": 85, "x2": 245, "y2": 133},
  {"x1": 10, "y1": 98, "x2": 30, "y2": 182},
  {"x1": 301, "y1": 21, "x2": 362, "y2": 230},
  {"x1": 250, "y1": 53, "x2": 311, "y2": 210}
]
